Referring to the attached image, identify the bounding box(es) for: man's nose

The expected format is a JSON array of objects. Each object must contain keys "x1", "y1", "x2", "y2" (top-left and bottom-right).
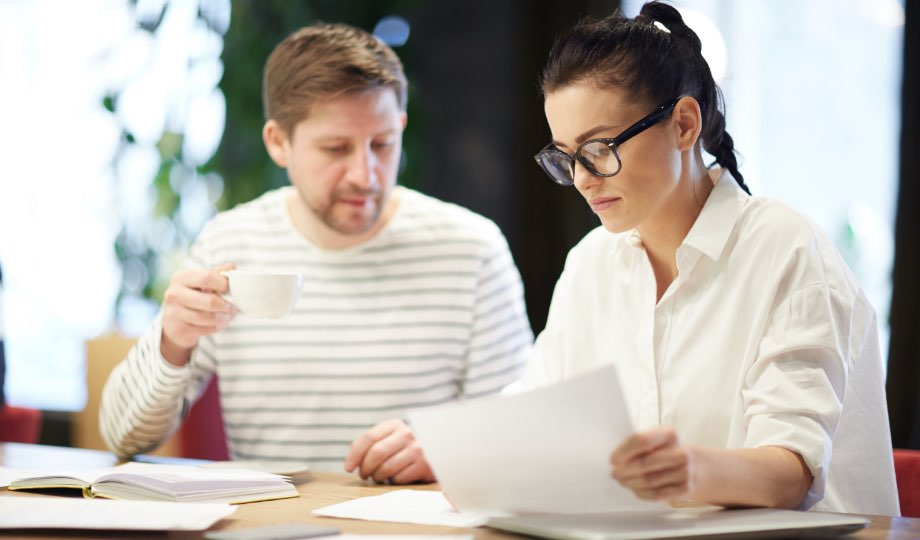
[{"x1": 345, "y1": 145, "x2": 379, "y2": 189}]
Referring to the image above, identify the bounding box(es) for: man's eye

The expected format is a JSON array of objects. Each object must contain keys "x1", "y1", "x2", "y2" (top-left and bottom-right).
[
  {"x1": 372, "y1": 140, "x2": 394, "y2": 150},
  {"x1": 322, "y1": 146, "x2": 348, "y2": 154}
]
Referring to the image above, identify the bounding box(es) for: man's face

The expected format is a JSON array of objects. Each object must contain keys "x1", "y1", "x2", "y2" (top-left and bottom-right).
[{"x1": 265, "y1": 88, "x2": 406, "y2": 242}]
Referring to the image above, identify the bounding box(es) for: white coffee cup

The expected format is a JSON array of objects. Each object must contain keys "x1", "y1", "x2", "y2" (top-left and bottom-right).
[{"x1": 220, "y1": 270, "x2": 303, "y2": 318}]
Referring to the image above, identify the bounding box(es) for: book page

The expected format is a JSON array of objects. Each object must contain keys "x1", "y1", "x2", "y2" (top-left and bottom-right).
[
  {"x1": 408, "y1": 364, "x2": 666, "y2": 516},
  {"x1": 6, "y1": 467, "x2": 117, "y2": 489},
  {"x1": 92, "y1": 463, "x2": 297, "y2": 503}
]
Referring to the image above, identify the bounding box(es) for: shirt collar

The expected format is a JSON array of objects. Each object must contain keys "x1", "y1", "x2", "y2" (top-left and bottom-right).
[
  {"x1": 622, "y1": 168, "x2": 749, "y2": 259},
  {"x1": 681, "y1": 167, "x2": 750, "y2": 261}
]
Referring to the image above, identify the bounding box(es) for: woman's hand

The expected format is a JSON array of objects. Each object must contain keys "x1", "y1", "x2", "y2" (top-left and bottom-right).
[
  {"x1": 610, "y1": 427, "x2": 693, "y2": 501},
  {"x1": 612, "y1": 428, "x2": 813, "y2": 509}
]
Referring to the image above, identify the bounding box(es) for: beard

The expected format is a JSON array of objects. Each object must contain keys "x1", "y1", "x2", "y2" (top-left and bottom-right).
[{"x1": 310, "y1": 185, "x2": 388, "y2": 236}]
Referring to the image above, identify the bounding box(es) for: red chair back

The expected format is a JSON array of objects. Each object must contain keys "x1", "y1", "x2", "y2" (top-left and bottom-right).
[
  {"x1": 178, "y1": 376, "x2": 229, "y2": 461},
  {"x1": 894, "y1": 448, "x2": 920, "y2": 517},
  {"x1": 0, "y1": 405, "x2": 42, "y2": 443}
]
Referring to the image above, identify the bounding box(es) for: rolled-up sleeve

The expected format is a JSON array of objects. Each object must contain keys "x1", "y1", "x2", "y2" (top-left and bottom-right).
[{"x1": 742, "y1": 283, "x2": 849, "y2": 510}]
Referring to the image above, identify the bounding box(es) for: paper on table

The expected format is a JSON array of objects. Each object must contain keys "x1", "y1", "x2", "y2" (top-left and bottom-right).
[
  {"x1": 313, "y1": 489, "x2": 487, "y2": 527},
  {"x1": 339, "y1": 536, "x2": 474, "y2": 540},
  {"x1": 0, "y1": 496, "x2": 236, "y2": 530},
  {"x1": 408, "y1": 364, "x2": 666, "y2": 516}
]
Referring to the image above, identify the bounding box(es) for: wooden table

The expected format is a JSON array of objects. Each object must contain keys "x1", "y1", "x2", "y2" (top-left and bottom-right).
[{"x1": 1, "y1": 443, "x2": 918, "y2": 539}]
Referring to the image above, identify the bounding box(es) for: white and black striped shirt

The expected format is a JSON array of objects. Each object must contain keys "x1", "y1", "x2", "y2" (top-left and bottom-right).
[{"x1": 100, "y1": 186, "x2": 533, "y2": 470}]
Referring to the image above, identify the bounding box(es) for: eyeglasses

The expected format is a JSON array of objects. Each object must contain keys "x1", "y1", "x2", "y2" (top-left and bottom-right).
[{"x1": 534, "y1": 97, "x2": 680, "y2": 186}]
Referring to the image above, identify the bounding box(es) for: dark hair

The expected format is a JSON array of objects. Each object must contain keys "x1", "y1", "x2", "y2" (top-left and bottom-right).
[
  {"x1": 540, "y1": 1, "x2": 749, "y2": 194},
  {"x1": 263, "y1": 23, "x2": 408, "y2": 135}
]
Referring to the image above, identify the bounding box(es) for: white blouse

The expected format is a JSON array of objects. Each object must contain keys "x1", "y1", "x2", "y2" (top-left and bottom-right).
[{"x1": 517, "y1": 169, "x2": 899, "y2": 516}]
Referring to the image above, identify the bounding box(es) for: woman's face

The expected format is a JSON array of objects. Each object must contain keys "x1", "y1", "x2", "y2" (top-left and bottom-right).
[{"x1": 543, "y1": 84, "x2": 683, "y2": 234}]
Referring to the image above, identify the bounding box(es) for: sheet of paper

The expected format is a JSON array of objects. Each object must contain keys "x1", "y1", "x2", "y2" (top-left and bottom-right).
[
  {"x1": 313, "y1": 489, "x2": 487, "y2": 527},
  {"x1": 408, "y1": 364, "x2": 666, "y2": 516},
  {"x1": 0, "y1": 496, "x2": 236, "y2": 530},
  {"x1": 339, "y1": 536, "x2": 473, "y2": 540}
]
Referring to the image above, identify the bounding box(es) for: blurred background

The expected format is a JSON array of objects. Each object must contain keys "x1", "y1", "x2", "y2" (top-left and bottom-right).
[{"x1": 0, "y1": 0, "x2": 917, "y2": 449}]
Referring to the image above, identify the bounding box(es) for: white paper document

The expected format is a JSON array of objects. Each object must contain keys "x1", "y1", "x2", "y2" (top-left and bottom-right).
[
  {"x1": 313, "y1": 489, "x2": 487, "y2": 527},
  {"x1": 339, "y1": 536, "x2": 473, "y2": 540},
  {"x1": 0, "y1": 496, "x2": 236, "y2": 530},
  {"x1": 408, "y1": 364, "x2": 665, "y2": 516}
]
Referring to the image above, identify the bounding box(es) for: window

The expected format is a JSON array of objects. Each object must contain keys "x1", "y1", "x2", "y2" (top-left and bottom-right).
[
  {"x1": 623, "y1": 0, "x2": 904, "y2": 366},
  {"x1": 0, "y1": 0, "x2": 228, "y2": 411}
]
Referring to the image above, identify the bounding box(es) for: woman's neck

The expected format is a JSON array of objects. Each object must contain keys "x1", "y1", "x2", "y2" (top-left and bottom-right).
[{"x1": 639, "y1": 157, "x2": 714, "y2": 301}]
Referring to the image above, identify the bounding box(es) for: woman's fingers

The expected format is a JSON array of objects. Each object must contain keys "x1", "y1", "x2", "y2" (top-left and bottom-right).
[{"x1": 611, "y1": 428, "x2": 692, "y2": 501}]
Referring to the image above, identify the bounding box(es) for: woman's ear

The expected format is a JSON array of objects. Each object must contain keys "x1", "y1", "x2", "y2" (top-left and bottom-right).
[
  {"x1": 673, "y1": 96, "x2": 702, "y2": 152},
  {"x1": 262, "y1": 119, "x2": 290, "y2": 167}
]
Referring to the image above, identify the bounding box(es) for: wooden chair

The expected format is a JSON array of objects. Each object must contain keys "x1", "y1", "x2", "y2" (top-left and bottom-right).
[{"x1": 75, "y1": 334, "x2": 229, "y2": 460}]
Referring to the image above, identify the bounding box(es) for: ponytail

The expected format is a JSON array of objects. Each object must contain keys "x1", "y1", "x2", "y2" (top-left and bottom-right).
[
  {"x1": 639, "y1": 2, "x2": 749, "y2": 194},
  {"x1": 698, "y1": 86, "x2": 749, "y2": 194}
]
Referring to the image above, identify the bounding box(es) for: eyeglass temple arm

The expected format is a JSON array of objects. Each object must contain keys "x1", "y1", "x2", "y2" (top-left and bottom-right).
[{"x1": 612, "y1": 97, "x2": 681, "y2": 146}]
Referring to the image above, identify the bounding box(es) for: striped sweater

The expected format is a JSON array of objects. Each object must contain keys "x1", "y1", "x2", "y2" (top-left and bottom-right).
[{"x1": 100, "y1": 186, "x2": 533, "y2": 470}]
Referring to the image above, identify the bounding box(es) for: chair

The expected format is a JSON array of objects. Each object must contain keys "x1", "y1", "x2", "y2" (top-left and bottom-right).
[
  {"x1": 894, "y1": 448, "x2": 920, "y2": 518},
  {"x1": 178, "y1": 375, "x2": 229, "y2": 460},
  {"x1": 0, "y1": 404, "x2": 42, "y2": 443}
]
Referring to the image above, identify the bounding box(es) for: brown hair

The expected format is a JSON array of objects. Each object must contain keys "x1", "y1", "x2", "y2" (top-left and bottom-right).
[{"x1": 263, "y1": 23, "x2": 408, "y2": 135}]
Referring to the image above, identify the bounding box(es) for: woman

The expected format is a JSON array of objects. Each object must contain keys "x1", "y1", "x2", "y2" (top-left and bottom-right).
[{"x1": 524, "y1": 1, "x2": 899, "y2": 515}]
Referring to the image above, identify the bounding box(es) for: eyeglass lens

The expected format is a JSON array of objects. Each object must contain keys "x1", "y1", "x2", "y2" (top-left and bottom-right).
[
  {"x1": 538, "y1": 141, "x2": 620, "y2": 186},
  {"x1": 580, "y1": 141, "x2": 619, "y2": 175},
  {"x1": 538, "y1": 151, "x2": 575, "y2": 186}
]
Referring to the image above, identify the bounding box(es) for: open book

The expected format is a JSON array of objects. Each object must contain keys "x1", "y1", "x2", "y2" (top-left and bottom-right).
[{"x1": 7, "y1": 461, "x2": 299, "y2": 504}]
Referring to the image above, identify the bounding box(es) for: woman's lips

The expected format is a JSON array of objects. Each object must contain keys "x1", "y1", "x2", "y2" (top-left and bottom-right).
[{"x1": 589, "y1": 196, "x2": 621, "y2": 213}]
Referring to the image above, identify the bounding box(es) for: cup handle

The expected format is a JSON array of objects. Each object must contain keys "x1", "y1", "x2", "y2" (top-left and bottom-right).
[{"x1": 218, "y1": 270, "x2": 233, "y2": 304}]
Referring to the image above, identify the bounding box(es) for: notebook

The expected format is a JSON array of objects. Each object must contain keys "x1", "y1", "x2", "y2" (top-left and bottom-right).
[
  {"x1": 486, "y1": 507, "x2": 868, "y2": 540},
  {"x1": 6, "y1": 461, "x2": 299, "y2": 504}
]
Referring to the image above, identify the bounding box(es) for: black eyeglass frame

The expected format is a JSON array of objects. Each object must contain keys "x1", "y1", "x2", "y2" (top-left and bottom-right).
[{"x1": 534, "y1": 97, "x2": 681, "y2": 186}]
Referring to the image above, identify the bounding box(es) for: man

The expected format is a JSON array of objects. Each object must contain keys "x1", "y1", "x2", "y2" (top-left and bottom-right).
[{"x1": 100, "y1": 23, "x2": 532, "y2": 484}]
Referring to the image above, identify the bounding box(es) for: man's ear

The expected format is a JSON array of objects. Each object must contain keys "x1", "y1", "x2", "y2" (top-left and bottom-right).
[
  {"x1": 263, "y1": 119, "x2": 290, "y2": 167},
  {"x1": 673, "y1": 96, "x2": 702, "y2": 152}
]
